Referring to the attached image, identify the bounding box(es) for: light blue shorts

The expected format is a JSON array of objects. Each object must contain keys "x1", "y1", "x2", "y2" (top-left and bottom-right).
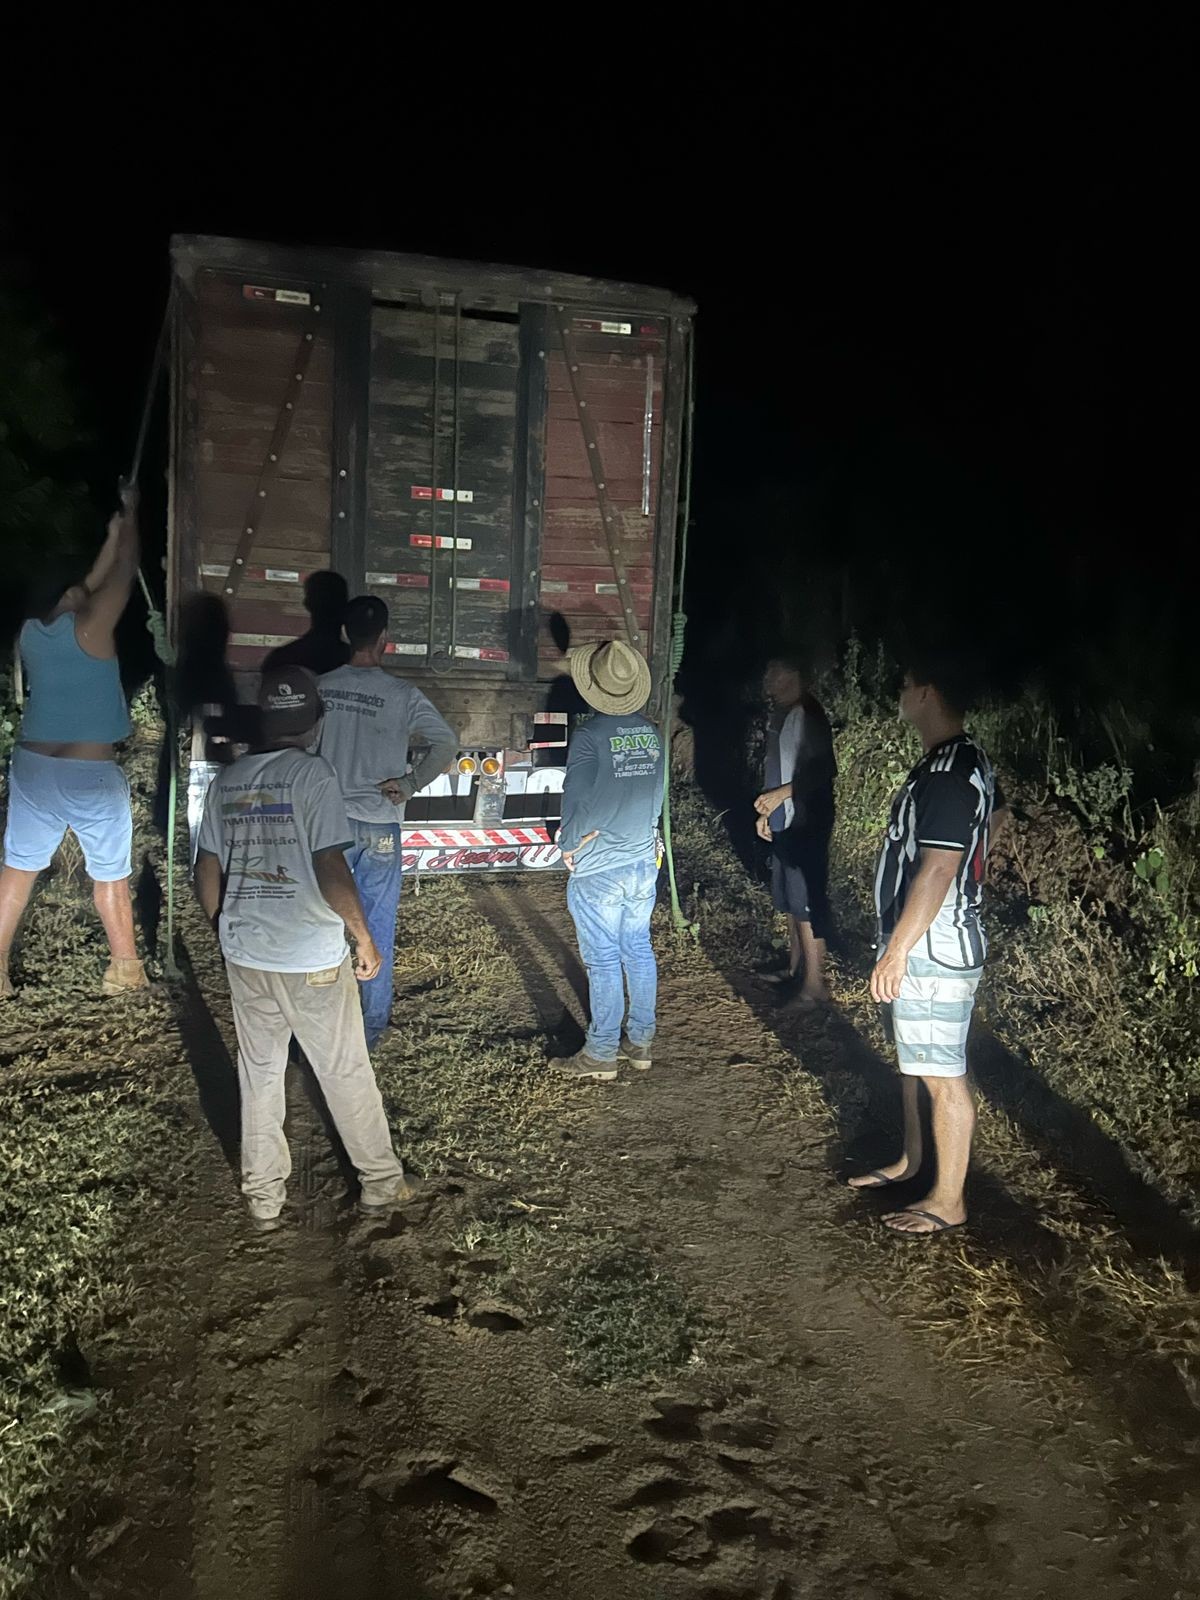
[
  {"x1": 882, "y1": 949, "x2": 982, "y2": 1078},
  {"x1": 3, "y1": 747, "x2": 133, "y2": 881}
]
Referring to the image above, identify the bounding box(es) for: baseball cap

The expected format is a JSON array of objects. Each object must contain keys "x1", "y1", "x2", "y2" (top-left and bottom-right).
[
  {"x1": 344, "y1": 594, "x2": 389, "y2": 644},
  {"x1": 257, "y1": 665, "x2": 322, "y2": 737}
]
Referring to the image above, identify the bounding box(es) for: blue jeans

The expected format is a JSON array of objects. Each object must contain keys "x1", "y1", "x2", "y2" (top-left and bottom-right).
[
  {"x1": 344, "y1": 821, "x2": 402, "y2": 1049},
  {"x1": 566, "y1": 859, "x2": 659, "y2": 1061}
]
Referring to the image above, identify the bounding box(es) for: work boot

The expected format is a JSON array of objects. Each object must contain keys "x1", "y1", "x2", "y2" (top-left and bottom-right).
[
  {"x1": 359, "y1": 1173, "x2": 416, "y2": 1216},
  {"x1": 552, "y1": 1050, "x2": 618, "y2": 1082},
  {"x1": 101, "y1": 958, "x2": 150, "y2": 996},
  {"x1": 618, "y1": 1035, "x2": 652, "y2": 1070}
]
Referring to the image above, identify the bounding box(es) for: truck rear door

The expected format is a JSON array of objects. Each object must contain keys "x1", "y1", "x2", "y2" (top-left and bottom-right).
[{"x1": 366, "y1": 302, "x2": 520, "y2": 672}]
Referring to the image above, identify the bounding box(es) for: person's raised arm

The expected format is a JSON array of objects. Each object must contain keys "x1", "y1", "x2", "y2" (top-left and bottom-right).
[
  {"x1": 77, "y1": 491, "x2": 140, "y2": 652},
  {"x1": 312, "y1": 848, "x2": 381, "y2": 980}
]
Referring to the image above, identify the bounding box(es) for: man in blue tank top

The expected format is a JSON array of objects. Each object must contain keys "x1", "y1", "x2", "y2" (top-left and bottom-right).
[{"x1": 0, "y1": 487, "x2": 147, "y2": 1000}]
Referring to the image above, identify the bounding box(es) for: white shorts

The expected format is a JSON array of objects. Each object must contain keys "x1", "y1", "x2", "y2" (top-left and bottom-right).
[
  {"x1": 3, "y1": 747, "x2": 133, "y2": 881},
  {"x1": 881, "y1": 950, "x2": 982, "y2": 1079}
]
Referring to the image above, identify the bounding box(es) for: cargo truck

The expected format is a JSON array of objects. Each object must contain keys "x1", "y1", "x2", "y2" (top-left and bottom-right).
[{"x1": 168, "y1": 235, "x2": 694, "y2": 873}]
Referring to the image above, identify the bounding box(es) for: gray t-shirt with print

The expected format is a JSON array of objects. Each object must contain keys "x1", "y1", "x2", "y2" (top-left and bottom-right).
[
  {"x1": 318, "y1": 666, "x2": 458, "y2": 825},
  {"x1": 197, "y1": 747, "x2": 353, "y2": 973}
]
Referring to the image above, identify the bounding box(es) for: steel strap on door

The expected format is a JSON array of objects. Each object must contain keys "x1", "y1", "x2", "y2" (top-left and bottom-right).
[
  {"x1": 552, "y1": 307, "x2": 643, "y2": 651},
  {"x1": 219, "y1": 313, "x2": 321, "y2": 601}
]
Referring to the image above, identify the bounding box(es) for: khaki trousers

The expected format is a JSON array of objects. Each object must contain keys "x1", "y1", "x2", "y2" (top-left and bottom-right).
[{"x1": 226, "y1": 956, "x2": 404, "y2": 1214}]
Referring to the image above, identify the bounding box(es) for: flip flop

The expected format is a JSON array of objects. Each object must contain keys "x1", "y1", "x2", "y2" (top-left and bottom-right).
[
  {"x1": 760, "y1": 970, "x2": 799, "y2": 988},
  {"x1": 848, "y1": 1168, "x2": 910, "y2": 1189},
  {"x1": 882, "y1": 1209, "x2": 967, "y2": 1237}
]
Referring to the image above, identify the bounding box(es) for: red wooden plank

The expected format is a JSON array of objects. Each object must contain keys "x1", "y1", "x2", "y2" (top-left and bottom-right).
[
  {"x1": 196, "y1": 473, "x2": 332, "y2": 555},
  {"x1": 195, "y1": 413, "x2": 330, "y2": 480},
  {"x1": 542, "y1": 565, "x2": 654, "y2": 585},
  {"x1": 191, "y1": 541, "x2": 332, "y2": 574},
  {"x1": 544, "y1": 417, "x2": 657, "y2": 482},
  {"x1": 198, "y1": 323, "x2": 335, "y2": 384}
]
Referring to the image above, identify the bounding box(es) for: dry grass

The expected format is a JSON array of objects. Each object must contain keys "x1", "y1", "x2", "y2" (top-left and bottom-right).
[
  {"x1": 667, "y1": 716, "x2": 1200, "y2": 1429},
  {"x1": 0, "y1": 723, "x2": 199, "y2": 1598}
]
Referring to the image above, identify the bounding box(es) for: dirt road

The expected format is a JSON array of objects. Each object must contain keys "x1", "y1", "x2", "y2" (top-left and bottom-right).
[{"x1": 49, "y1": 874, "x2": 1200, "y2": 1600}]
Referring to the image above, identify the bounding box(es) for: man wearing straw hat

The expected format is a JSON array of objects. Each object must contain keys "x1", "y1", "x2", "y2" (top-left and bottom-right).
[{"x1": 554, "y1": 640, "x2": 663, "y2": 1081}]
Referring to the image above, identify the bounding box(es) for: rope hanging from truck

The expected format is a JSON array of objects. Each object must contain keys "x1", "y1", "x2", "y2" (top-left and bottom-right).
[
  {"x1": 660, "y1": 328, "x2": 697, "y2": 936},
  {"x1": 122, "y1": 285, "x2": 181, "y2": 979}
]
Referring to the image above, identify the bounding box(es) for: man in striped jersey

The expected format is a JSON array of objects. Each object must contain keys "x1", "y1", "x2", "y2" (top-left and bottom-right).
[{"x1": 850, "y1": 656, "x2": 1008, "y2": 1236}]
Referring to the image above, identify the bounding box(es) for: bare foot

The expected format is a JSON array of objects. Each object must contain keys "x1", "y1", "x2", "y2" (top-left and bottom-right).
[
  {"x1": 881, "y1": 1196, "x2": 967, "y2": 1234},
  {"x1": 0, "y1": 968, "x2": 14, "y2": 1001},
  {"x1": 796, "y1": 986, "x2": 832, "y2": 1009},
  {"x1": 848, "y1": 1158, "x2": 915, "y2": 1189}
]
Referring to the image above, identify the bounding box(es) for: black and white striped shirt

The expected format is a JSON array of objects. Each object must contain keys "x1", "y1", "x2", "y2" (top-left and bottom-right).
[{"x1": 874, "y1": 733, "x2": 1001, "y2": 970}]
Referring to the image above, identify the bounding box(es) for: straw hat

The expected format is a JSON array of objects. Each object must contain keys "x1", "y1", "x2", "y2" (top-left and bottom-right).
[{"x1": 567, "y1": 640, "x2": 651, "y2": 716}]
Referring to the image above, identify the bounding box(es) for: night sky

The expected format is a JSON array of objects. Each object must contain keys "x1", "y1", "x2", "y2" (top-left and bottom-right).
[{"x1": 2, "y1": 18, "x2": 1191, "y2": 735}]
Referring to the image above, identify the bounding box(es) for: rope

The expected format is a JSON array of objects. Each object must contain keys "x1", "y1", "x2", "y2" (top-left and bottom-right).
[
  {"x1": 661, "y1": 328, "x2": 697, "y2": 937},
  {"x1": 125, "y1": 287, "x2": 181, "y2": 979}
]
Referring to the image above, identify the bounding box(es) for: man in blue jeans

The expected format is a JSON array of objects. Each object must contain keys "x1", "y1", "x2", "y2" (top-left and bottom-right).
[
  {"x1": 554, "y1": 639, "x2": 663, "y2": 1082},
  {"x1": 319, "y1": 597, "x2": 457, "y2": 1049}
]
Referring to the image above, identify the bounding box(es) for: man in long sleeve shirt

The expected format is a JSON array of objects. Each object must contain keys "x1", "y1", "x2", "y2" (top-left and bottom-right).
[
  {"x1": 555, "y1": 640, "x2": 663, "y2": 1081},
  {"x1": 318, "y1": 597, "x2": 458, "y2": 1048}
]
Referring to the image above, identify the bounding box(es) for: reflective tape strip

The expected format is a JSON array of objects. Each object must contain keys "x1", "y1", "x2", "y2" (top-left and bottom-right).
[
  {"x1": 454, "y1": 577, "x2": 510, "y2": 592},
  {"x1": 367, "y1": 571, "x2": 430, "y2": 588},
  {"x1": 452, "y1": 645, "x2": 509, "y2": 662},
  {"x1": 410, "y1": 535, "x2": 473, "y2": 550},
  {"x1": 229, "y1": 632, "x2": 294, "y2": 648},
  {"x1": 201, "y1": 564, "x2": 303, "y2": 584},
  {"x1": 385, "y1": 643, "x2": 427, "y2": 656},
  {"x1": 410, "y1": 486, "x2": 474, "y2": 502},
  {"x1": 402, "y1": 826, "x2": 552, "y2": 847}
]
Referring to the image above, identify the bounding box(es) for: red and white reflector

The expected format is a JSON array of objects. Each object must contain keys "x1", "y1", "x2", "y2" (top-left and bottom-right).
[
  {"x1": 572, "y1": 318, "x2": 632, "y2": 335},
  {"x1": 530, "y1": 711, "x2": 569, "y2": 749},
  {"x1": 201, "y1": 563, "x2": 304, "y2": 585},
  {"x1": 367, "y1": 571, "x2": 431, "y2": 589},
  {"x1": 410, "y1": 486, "x2": 474, "y2": 503},
  {"x1": 410, "y1": 535, "x2": 473, "y2": 551},
  {"x1": 402, "y1": 826, "x2": 552, "y2": 848}
]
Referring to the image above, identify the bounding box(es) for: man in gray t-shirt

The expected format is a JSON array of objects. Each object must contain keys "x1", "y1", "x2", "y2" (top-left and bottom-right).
[
  {"x1": 195, "y1": 666, "x2": 407, "y2": 1232},
  {"x1": 318, "y1": 596, "x2": 457, "y2": 1049}
]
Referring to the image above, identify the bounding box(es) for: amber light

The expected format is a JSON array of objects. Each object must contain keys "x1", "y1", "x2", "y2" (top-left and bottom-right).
[
  {"x1": 481, "y1": 757, "x2": 501, "y2": 776},
  {"x1": 457, "y1": 756, "x2": 477, "y2": 774}
]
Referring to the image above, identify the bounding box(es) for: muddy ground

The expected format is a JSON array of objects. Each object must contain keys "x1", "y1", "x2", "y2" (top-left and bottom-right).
[{"x1": 11, "y1": 854, "x2": 1194, "y2": 1600}]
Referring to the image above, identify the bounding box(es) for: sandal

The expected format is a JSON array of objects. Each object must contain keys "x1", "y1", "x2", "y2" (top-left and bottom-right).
[
  {"x1": 848, "y1": 1168, "x2": 911, "y2": 1189},
  {"x1": 882, "y1": 1209, "x2": 967, "y2": 1237}
]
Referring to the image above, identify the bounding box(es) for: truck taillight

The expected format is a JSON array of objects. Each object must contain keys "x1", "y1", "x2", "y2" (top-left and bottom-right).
[
  {"x1": 457, "y1": 756, "x2": 478, "y2": 774},
  {"x1": 481, "y1": 757, "x2": 501, "y2": 776}
]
